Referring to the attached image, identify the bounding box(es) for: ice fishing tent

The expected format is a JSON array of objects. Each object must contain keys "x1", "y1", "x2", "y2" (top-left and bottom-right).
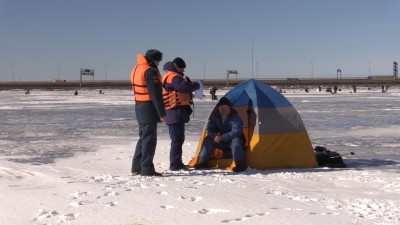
[{"x1": 189, "y1": 79, "x2": 318, "y2": 170}]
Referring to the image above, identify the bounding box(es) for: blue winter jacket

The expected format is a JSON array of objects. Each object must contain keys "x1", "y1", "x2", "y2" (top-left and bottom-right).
[
  {"x1": 163, "y1": 62, "x2": 200, "y2": 125},
  {"x1": 207, "y1": 109, "x2": 245, "y2": 143}
]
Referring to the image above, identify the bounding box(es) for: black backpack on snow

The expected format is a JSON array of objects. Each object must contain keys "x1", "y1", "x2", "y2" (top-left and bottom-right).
[{"x1": 314, "y1": 146, "x2": 347, "y2": 168}]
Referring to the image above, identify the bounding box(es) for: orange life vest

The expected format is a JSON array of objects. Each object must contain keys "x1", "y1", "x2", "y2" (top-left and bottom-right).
[
  {"x1": 131, "y1": 54, "x2": 162, "y2": 103},
  {"x1": 162, "y1": 71, "x2": 191, "y2": 110}
]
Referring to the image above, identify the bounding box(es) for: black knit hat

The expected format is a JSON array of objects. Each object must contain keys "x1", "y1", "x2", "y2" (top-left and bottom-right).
[
  {"x1": 145, "y1": 49, "x2": 163, "y2": 61},
  {"x1": 173, "y1": 57, "x2": 186, "y2": 68},
  {"x1": 217, "y1": 97, "x2": 231, "y2": 107}
]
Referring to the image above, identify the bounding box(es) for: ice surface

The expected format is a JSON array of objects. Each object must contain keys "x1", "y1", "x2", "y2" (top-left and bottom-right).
[{"x1": 0, "y1": 86, "x2": 399, "y2": 225}]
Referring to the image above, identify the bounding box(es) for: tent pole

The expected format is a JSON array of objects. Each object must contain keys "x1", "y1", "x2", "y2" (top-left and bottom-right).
[{"x1": 247, "y1": 99, "x2": 252, "y2": 149}]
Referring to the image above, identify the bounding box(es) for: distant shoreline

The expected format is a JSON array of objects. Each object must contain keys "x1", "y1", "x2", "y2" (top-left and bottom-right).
[{"x1": 0, "y1": 78, "x2": 398, "y2": 90}]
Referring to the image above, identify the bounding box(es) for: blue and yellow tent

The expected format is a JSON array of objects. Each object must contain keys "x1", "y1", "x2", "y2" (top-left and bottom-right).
[{"x1": 189, "y1": 79, "x2": 318, "y2": 170}]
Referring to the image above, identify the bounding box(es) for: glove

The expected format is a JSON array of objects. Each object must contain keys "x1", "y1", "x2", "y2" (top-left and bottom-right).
[{"x1": 184, "y1": 76, "x2": 192, "y2": 83}]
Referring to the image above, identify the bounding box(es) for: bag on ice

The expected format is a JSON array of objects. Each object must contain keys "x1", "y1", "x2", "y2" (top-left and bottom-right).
[{"x1": 314, "y1": 146, "x2": 347, "y2": 168}]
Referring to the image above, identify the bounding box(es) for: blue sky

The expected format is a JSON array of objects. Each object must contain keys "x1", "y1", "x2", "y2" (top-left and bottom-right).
[{"x1": 1, "y1": 0, "x2": 399, "y2": 81}]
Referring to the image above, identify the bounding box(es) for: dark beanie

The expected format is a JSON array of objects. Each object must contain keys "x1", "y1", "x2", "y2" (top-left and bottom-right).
[
  {"x1": 218, "y1": 97, "x2": 231, "y2": 107},
  {"x1": 145, "y1": 49, "x2": 163, "y2": 61},
  {"x1": 173, "y1": 57, "x2": 186, "y2": 68}
]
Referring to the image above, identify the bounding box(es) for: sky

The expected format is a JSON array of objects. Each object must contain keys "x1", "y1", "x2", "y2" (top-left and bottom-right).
[{"x1": 1, "y1": 0, "x2": 400, "y2": 81}]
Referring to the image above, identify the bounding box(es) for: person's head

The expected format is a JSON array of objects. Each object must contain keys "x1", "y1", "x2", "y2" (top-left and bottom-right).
[
  {"x1": 217, "y1": 97, "x2": 231, "y2": 117},
  {"x1": 145, "y1": 49, "x2": 163, "y2": 66},
  {"x1": 172, "y1": 57, "x2": 186, "y2": 73}
]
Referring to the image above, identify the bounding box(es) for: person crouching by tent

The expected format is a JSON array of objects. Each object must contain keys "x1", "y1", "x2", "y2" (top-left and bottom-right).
[
  {"x1": 194, "y1": 97, "x2": 247, "y2": 172},
  {"x1": 162, "y1": 57, "x2": 200, "y2": 171}
]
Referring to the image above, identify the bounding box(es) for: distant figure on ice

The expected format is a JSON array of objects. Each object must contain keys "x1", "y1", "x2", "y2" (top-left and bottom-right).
[
  {"x1": 210, "y1": 87, "x2": 218, "y2": 100},
  {"x1": 25, "y1": 89, "x2": 30, "y2": 95},
  {"x1": 130, "y1": 49, "x2": 165, "y2": 177},
  {"x1": 382, "y1": 85, "x2": 385, "y2": 93},
  {"x1": 74, "y1": 90, "x2": 78, "y2": 96},
  {"x1": 352, "y1": 85, "x2": 357, "y2": 93},
  {"x1": 99, "y1": 89, "x2": 104, "y2": 94},
  {"x1": 326, "y1": 87, "x2": 332, "y2": 93},
  {"x1": 162, "y1": 57, "x2": 200, "y2": 171}
]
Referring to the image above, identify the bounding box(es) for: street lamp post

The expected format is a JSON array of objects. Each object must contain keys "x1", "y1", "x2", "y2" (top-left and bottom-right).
[
  {"x1": 256, "y1": 61, "x2": 258, "y2": 79},
  {"x1": 251, "y1": 37, "x2": 254, "y2": 79},
  {"x1": 104, "y1": 63, "x2": 109, "y2": 81},
  {"x1": 203, "y1": 62, "x2": 205, "y2": 81},
  {"x1": 11, "y1": 64, "x2": 16, "y2": 83},
  {"x1": 311, "y1": 61, "x2": 314, "y2": 78},
  {"x1": 368, "y1": 60, "x2": 371, "y2": 76},
  {"x1": 337, "y1": 68, "x2": 342, "y2": 79},
  {"x1": 56, "y1": 64, "x2": 62, "y2": 79}
]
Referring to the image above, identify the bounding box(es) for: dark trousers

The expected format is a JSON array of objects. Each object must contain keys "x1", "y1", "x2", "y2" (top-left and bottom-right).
[
  {"x1": 199, "y1": 135, "x2": 245, "y2": 162},
  {"x1": 132, "y1": 122, "x2": 157, "y2": 174},
  {"x1": 168, "y1": 123, "x2": 185, "y2": 170}
]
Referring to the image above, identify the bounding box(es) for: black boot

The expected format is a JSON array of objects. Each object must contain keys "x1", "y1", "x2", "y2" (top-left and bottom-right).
[
  {"x1": 194, "y1": 157, "x2": 208, "y2": 169},
  {"x1": 233, "y1": 160, "x2": 247, "y2": 172}
]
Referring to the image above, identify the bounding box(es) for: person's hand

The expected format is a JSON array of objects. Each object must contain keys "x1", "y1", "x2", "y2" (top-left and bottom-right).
[
  {"x1": 214, "y1": 133, "x2": 222, "y2": 144},
  {"x1": 160, "y1": 116, "x2": 165, "y2": 123},
  {"x1": 193, "y1": 81, "x2": 200, "y2": 90}
]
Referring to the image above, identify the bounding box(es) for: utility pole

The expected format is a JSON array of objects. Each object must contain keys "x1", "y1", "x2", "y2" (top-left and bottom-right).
[
  {"x1": 56, "y1": 64, "x2": 62, "y2": 79},
  {"x1": 311, "y1": 61, "x2": 314, "y2": 78},
  {"x1": 368, "y1": 60, "x2": 371, "y2": 76},
  {"x1": 11, "y1": 64, "x2": 16, "y2": 83},
  {"x1": 251, "y1": 37, "x2": 254, "y2": 79},
  {"x1": 337, "y1": 68, "x2": 342, "y2": 79},
  {"x1": 256, "y1": 61, "x2": 258, "y2": 79},
  {"x1": 104, "y1": 63, "x2": 109, "y2": 81},
  {"x1": 203, "y1": 62, "x2": 206, "y2": 80}
]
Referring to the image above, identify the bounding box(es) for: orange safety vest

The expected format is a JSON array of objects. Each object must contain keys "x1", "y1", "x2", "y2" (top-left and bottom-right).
[
  {"x1": 162, "y1": 71, "x2": 191, "y2": 110},
  {"x1": 131, "y1": 54, "x2": 162, "y2": 103}
]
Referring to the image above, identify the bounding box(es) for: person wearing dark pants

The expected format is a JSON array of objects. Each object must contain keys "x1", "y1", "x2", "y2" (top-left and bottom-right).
[
  {"x1": 162, "y1": 57, "x2": 200, "y2": 171},
  {"x1": 194, "y1": 97, "x2": 247, "y2": 172},
  {"x1": 168, "y1": 123, "x2": 185, "y2": 169},
  {"x1": 131, "y1": 49, "x2": 166, "y2": 177},
  {"x1": 132, "y1": 122, "x2": 157, "y2": 174}
]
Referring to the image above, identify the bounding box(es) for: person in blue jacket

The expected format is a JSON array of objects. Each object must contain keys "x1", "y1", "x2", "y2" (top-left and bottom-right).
[
  {"x1": 194, "y1": 97, "x2": 247, "y2": 172},
  {"x1": 162, "y1": 57, "x2": 200, "y2": 171}
]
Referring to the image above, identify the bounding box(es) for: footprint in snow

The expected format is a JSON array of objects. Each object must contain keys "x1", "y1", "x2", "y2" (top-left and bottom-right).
[
  {"x1": 308, "y1": 212, "x2": 339, "y2": 216},
  {"x1": 97, "y1": 191, "x2": 119, "y2": 199},
  {"x1": 161, "y1": 205, "x2": 177, "y2": 210},
  {"x1": 193, "y1": 208, "x2": 229, "y2": 214},
  {"x1": 69, "y1": 201, "x2": 87, "y2": 207},
  {"x1": 33, "y1": 209, "x2": 58, "y2": 221},
  {"x1": 178, "y1": 195, "x2": 202, "y2": 202},
  {"x1": 221, "y1": 212, "x2": 270, "y2": 223},
  {"x1": 71, "y1": 191, "x2": 91, "y2": 199},
  {"x1": 104, "y1": 201, "x2": 118, "y2": 207},
  {"x1": 59, "y1": 213, "x2": 79, "y2": 222}
]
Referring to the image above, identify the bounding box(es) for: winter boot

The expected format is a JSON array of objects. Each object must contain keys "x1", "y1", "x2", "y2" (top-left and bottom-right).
[
  {"x1": 194, "y1": 157, "x2": 208, "y2": 169},
  {"x1": 233, "y1": 160, "x2": 247, "y2": 172}
]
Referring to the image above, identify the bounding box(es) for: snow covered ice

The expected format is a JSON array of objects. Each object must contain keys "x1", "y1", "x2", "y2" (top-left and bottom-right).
[{"x1": 0, "y1": 86, "x2": 399, "y2": 225}]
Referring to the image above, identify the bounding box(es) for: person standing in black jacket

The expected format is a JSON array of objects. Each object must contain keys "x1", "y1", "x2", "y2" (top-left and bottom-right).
[{"x1": 131, "y1": 49, "x2": 166, "y2": 177}]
